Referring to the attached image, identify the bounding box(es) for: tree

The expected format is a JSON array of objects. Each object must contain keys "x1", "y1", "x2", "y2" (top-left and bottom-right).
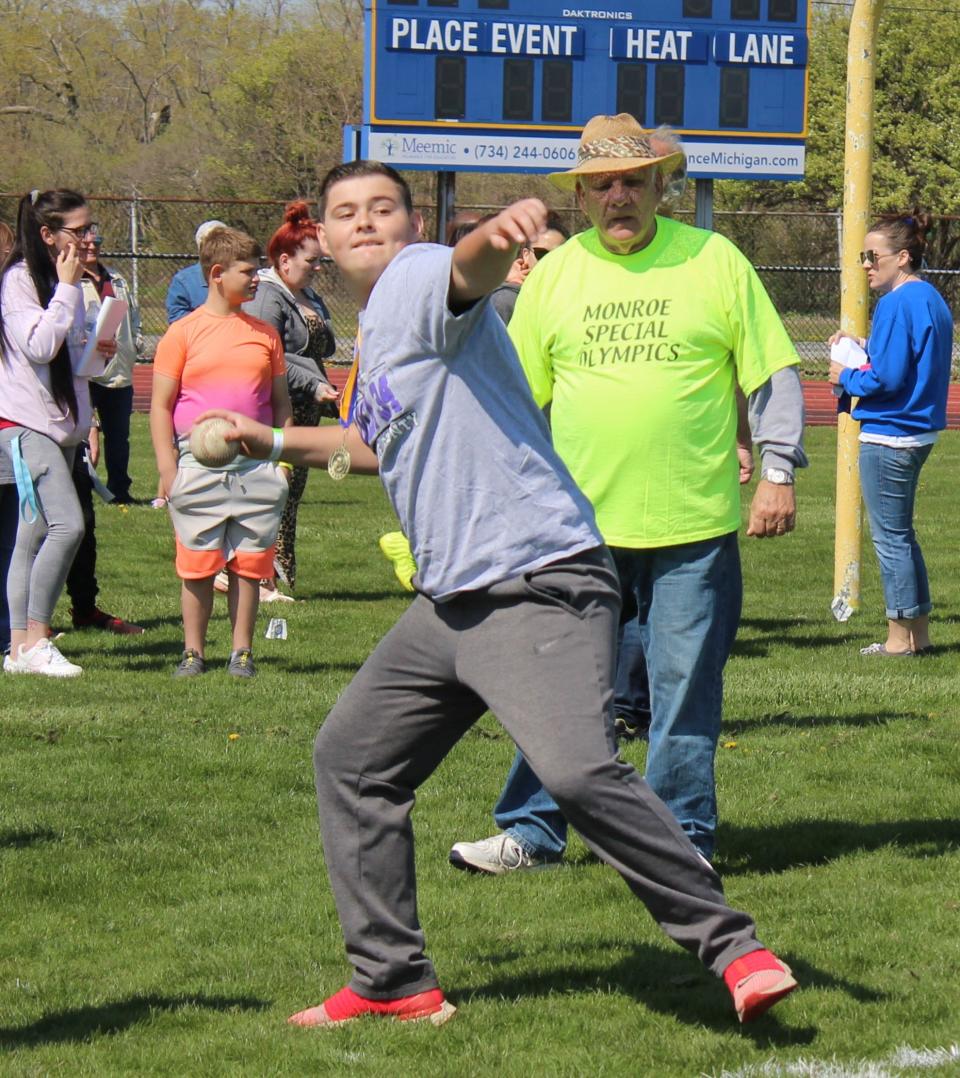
[
  {"x1": 718, "y1": 7, "x2": 960, "y2": 262},
  {"x1": 0, "y1": 0, "x2": 362, "y2": 198},
  {"x1": 205, "y1": 23, "x2": 361, "y2": 198}
]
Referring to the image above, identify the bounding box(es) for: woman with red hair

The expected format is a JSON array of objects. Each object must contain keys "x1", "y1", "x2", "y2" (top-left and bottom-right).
[{"x1": 244, "y1": 201, "x2": 337, "y2": 598}]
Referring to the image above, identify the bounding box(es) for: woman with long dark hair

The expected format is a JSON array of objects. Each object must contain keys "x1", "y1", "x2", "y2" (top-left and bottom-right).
[
  {"x1": 0, "y1": 188, "x2": 115, "y2": 676},
  {"x1": 829, "y1": 213, "x2": 953, "y2": 655}
]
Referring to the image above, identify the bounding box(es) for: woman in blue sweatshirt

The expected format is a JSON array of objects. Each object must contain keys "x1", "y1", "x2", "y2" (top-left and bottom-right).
[{"x1": 829, "y1": 213, "x2": 953, "y2": 656}]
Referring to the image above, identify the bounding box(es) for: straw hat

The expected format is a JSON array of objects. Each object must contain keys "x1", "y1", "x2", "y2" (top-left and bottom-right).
[{"x1": 549, "y1": 114, "x2": 685, "y2": 191}]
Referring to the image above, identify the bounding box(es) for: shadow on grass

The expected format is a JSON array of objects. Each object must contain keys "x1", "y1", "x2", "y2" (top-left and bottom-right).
[
  {"x1": 55, "y1": 616, "x2": 181, "y2": 639},
  {"x1": 460, "y1": 942, "x2": 880, "y2": 1045},
  {"x1": 120, "y1": 616, "x2": 181, "y2": 632},
  {"x1": 733, "y1": 616, "x2": 960, "y2": 657},
  {"x1": 0, "y1": 993, "x2": 269, "y2": 1049},
  {"x1": 724, "y1": 709, "x2": 923, "y2": 732},
  {"x1": 56, "y1": 635, "x2": 363, "y2": 675},
  {"x1": 715, "y1": 817, "x2": 960, "y2": 876},
  {"x1": 277, "y1": 661, "x2": 367, "y2": 675},
  {"x1": 739, "y1": 617, "x2": 818, "y2": 633},
  {"x1": 0, "y1": 827, "x2": 60, "y2": 850},
  {"x1": 560, "y1": 817, "x2": 959, "y2": 877},
  {"x1": 732, "y1": 617, "x2": 836, "y2": 657},
  {"x1": 907, "y1": 641, "x2": 960, "y2": 655},
  {"x1": 297, "y1": 589, "x2": 407, "y2": 603}
]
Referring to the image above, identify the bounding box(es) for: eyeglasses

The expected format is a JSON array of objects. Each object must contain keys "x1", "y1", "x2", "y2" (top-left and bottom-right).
[
  {"x1": 58, "y1": 222, "x2": 101, "y2": 242},
  {"x1": 859, "y1": 249, "x2": 897, "y2": 267}
]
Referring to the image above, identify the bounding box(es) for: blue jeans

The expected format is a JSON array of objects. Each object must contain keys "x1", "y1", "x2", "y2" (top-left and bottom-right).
[
  {"x1": 0, "y1": 483, "x2": 18, "y2": 651},
  {"x1": 859, "y1": 441, "x2": 933, "y2": 619},
  {"x1": 494, "y1": 534, "x2": 742, "y2": 861},
  {"x1": 90, "y1": 382, "x2": 134, "y2": 500},
  {"x1": 615, "y1": 616, "x2": 650, "y2": 731}
]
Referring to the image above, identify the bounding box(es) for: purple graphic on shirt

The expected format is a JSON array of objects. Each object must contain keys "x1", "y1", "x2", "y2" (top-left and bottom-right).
[{"x1": 355, "y1": 372, "x2": 403, "y2": 446}]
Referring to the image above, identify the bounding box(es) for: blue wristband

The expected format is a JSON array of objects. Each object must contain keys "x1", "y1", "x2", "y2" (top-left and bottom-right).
[{"x1": 269, "y1": 427, "x2": 284, "y2": 462}]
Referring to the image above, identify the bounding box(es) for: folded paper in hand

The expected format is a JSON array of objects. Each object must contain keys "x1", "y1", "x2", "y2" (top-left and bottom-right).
[
  {"x1": 74, "y1": 297, "x2": 128, "y2": 378},
  {"x1": 830, "y1": 336, "x2": 867, "y2": 397}
]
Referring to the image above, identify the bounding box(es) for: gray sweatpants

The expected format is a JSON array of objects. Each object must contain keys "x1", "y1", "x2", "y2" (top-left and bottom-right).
[
  {"x1": 313, "y1": 546, "x2": 763, "y2": 1000},
  {"x1": 0, "y1": 428, "x2": 83, "y2": 629}
]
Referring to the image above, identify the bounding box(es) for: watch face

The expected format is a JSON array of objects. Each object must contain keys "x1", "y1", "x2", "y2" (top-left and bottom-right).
[{"x1": 765, "y1": 469, "x2": 790, "y2": 484}]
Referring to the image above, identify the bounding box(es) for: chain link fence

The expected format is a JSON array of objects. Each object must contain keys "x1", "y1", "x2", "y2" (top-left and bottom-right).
[{"x1": 3, "y1": 193, "x2": 959, "y2": 377}]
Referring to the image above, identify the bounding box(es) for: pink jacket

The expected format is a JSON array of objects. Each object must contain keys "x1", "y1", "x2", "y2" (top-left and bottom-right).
[{"x1": 0, "y1": 262, "x2": 92, "y2": 445}]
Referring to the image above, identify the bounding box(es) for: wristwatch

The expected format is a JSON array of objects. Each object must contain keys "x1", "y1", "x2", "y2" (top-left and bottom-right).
[{"x1": 761, "y1": 467, "x2": 794, "y2": 485}]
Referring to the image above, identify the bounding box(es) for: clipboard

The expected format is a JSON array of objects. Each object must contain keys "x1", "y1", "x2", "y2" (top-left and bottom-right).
[{"x1": 74, "y1": 296, "x2": 128, "y2": 378}]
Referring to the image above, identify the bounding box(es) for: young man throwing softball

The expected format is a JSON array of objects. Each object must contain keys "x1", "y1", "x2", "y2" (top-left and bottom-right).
[{"x1": 202, "y1": 160, "x2": 798, "y2": 1029}]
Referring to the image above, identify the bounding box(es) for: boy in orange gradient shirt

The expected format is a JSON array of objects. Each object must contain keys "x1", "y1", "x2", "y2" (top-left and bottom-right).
[{"x1": 150, "y1": 227, "x2": 291, "y2": 678}]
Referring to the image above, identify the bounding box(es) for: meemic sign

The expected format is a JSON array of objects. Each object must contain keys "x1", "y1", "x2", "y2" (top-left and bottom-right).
[{"x1": 363, "y1": 129, "x2": 804, "y2": 181}]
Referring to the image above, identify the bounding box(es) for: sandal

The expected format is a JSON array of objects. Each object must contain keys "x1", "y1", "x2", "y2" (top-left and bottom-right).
[{"x1": 859, "y1": 642, "x2": 915, "y2": 657}]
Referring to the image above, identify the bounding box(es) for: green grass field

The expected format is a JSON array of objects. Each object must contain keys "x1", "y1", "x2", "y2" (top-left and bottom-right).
[{"x1": 2, "y1": 422, "x2": 959, "y2": 1077}]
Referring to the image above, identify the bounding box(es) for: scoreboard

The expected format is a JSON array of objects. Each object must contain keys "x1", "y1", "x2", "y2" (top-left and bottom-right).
[{"x1": 359, "y1": 0, "x2": 810, "y2": 179}]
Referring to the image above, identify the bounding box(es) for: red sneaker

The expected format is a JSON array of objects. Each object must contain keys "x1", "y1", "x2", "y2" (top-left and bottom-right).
[
  {"x1": 70, "y1": 607, "x2": 145, "y2": 635},
  {"x1": 723, "y1": 949, "x2": 797, "y2": 1023},
  {"x1": 288, "y1": 986, "x2": 456, "y2": 1028}
]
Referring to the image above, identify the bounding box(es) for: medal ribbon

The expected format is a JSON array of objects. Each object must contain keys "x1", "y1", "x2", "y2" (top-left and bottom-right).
[{"x1": 338, "y1": 327, "x2": 361, "y2": 429}]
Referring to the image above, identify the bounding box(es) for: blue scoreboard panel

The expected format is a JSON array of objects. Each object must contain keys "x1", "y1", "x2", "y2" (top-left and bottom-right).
[{"x1": 364, "y1": 1, "x2": 809, "y2": 141}]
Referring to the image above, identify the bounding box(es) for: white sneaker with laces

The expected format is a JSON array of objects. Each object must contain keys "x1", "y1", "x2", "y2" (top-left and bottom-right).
[
  {"x1": 3, "y1": 649, "x2": 24, "y2": 673},
  {"x1": 449, "y1": 833, "x2": 556, "y2": 875},
  {"x1": 18, "y1": 639, "x2": 82, "y2": 678}
]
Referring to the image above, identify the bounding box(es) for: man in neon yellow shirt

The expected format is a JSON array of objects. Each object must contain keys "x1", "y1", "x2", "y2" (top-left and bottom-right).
[{"x1": 450, "y1": 114, "x2": 806, "y2": 873}]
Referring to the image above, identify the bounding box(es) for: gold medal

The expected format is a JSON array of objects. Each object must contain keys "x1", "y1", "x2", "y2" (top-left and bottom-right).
[
  {"x1": 328, "y1": 441, "x2": 351, "y2": 481},
  {"x1": 330, "y1": 325, "x2": 360, "y2": 482}
]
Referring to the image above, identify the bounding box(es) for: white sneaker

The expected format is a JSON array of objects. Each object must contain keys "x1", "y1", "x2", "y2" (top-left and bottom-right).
[
  {"x1": 3, "y1": 649, "x2": 24, "y2": 674},
  {"x1": 17, "y1": 639, "x2": 82, "y2": 678},
  {"x1": 449, "y1": 833, "x2": 557, "y2": 875}
]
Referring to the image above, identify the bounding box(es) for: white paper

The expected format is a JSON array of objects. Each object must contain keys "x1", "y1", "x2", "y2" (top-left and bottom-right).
[
  {"x1": 830, "y1": 336, "x2": 867, "y2": 396},
  {"x1": 74, "y1": 296, "x2": 128, "y2": 378},
  {"x1": 830, "y1": 336, "x2": 867, "y2": 369}
]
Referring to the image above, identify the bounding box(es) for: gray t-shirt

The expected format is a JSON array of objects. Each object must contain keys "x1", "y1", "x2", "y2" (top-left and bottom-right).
[
  {"x1": 355, "y1": 243, "x2": 601, "y2": 601},
  {"x1": 489, "y1": 282, "x2": 520, "y2": 325}
]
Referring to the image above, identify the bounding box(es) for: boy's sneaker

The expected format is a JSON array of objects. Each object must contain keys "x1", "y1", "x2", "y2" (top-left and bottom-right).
[
  {"x1": 174, "y1": 649, "x2": 206, "y2": 678},
  {"x1": 449, "y1": 833, "x2": 556, "y2": 875},
  {"x1": 378, "y1": 532, "x2": 417, "y2": 592},
  {"x1": 288, "y1": 985, "x2": 455, "y2": 1029},
  {"x1": 723, "y1": 949, "x2": 798, "y2": 1023},
  {"x1": 71, "y1": 606, "x2": 145, "y2": 635},
  {"x1": 227, "y1": 648, "x2": 256, "y2": 678},
  {"x1": 213, "y1": 571, "x2": 230, "y2": 594},
  {"x1": 17, "y1": 639, "x2": 82, "y2": 678}
]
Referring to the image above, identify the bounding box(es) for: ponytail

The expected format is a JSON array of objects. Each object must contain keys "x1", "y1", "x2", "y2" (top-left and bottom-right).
[
  {"x1": 0, "y1": 188, "x2": 86, "y2": 421},
  {"x1": 871, "y1": 209, "x2": 933, "y2": 273}
]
